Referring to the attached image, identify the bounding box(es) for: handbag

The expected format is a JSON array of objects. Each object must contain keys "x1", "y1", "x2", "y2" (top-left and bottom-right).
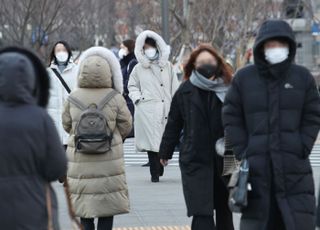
[
  {"x1": 46, "y1": 180, "x2": 83, "y2": 230},
  {"x1": 215, "y1": 136, "x2": 249, "y2": 213},
  {"x1": 222, "y1": 118, "x2": 266, "y2": 213},
  {"x1": 227, "y1": 157, "x2": 250, "y2": 213}
]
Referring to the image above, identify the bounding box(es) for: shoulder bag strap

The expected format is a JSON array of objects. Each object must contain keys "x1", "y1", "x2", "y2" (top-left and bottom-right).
[
  {"x1": 51, "y1": 68, "x2": 71, "y2": 94},
  {"x1": 46, "y1": 185, "x2": 54, "y2": 230},
  {"x1": 63, "y1": 180, "x2": 83, "y2": 230},
  {"x1": 127, "y1": 59, "x2": 137, "y2": 75}
]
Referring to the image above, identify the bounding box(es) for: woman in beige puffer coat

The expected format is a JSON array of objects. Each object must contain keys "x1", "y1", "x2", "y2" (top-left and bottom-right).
[{"x1": 62, "y1": 46, "x2": 132, "y2": 230}]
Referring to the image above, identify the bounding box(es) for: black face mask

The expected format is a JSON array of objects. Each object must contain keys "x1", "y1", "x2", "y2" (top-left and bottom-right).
[{"x1": 196, "y1": 64, "x2": 218, "y2": 79}]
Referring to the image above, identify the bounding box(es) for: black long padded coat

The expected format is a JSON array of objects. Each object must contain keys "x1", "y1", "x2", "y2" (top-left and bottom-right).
[
  {"x1": 159, "y1": 80, "x2": 233, "y2": 229},
  {"x1": 0, "y1": 47, "x2": 67, "y2": 230},
  {"x1": 120, "y1": 52, "x2": 137, "y2": 114},
  {"x1": 121, "y1": 52, "x2": 137, "y2": 138},
  {"x1": 223, "y1": 20, "x2": 320, "y2": 230}
]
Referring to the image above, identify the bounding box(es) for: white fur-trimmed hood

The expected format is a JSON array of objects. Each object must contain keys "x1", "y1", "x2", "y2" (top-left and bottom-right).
[
  {"x1": 78, "y1": 47, "x2": 123, "y2": 94},
  {"x1": 134, "y1": 30, "x2": 170, "y2": 68}
]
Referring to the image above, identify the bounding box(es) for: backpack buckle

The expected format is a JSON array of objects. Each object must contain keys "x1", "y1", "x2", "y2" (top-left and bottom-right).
[{"x1": 88, "y1": 103, "x2": 98, "y2": 109}]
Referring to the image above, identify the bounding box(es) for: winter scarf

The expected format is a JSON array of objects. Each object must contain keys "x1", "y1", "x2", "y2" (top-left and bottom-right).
[
  {"x1": 57, "y1": 61, "x2": 67, "y2": 73},
  {"x1": 190, "y1": 70, "x2": 229, "y2": 102}
]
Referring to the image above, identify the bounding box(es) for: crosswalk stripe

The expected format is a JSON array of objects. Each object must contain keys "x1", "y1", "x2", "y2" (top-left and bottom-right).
[
  {"x1": 123, "y1": 138, "x2": 178, "y2": 166},
  {"x1": 124, "y1": 138, "x2": 320, "y2": 167}
]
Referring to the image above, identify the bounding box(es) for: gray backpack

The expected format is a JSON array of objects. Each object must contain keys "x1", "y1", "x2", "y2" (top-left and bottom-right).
[{"x1": 67, "y1": 90, "x2": 118, "y2": 154}]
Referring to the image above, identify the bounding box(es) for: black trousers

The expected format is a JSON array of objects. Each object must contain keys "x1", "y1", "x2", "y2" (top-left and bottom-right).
[
  {"x1": 192, "y1": 216, "x2": 215, "y2": 230},
  {"x1": 80, "y1": 216, "x2": 114, "y2": 230},
  {"x1": 147, "y1": 151, "x2": 164, "y2": 178},
  {"x1": 213, "y1": 156, "x2": 234, "y2": 230},
  {"x1": 192, "y1": 213, "x2": 234, "y2": 230}
]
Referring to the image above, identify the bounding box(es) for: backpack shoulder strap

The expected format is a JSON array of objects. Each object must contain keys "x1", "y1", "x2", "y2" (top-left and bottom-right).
[
  {"x1": 51, "y1": 68, "x2": 71, "y2": 94},
  {"x1": 127, "y1": 59, "x2": 138, "y2": 75},
  {"x1": 67, "y1": 96, "x2": 87, "y2": 111},
  {"x1": 97, "y1": 90, "x2": 118, "y2": 110}
]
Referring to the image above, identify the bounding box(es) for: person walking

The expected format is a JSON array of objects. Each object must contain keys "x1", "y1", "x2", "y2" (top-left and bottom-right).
[
  {"x1": 0, "y1": 47, "x2": 67, "y2": 229},
  {"x1": 223, "y1": 19, "x2": 320, "y2": 230},
  {"x1": 119, "y1": 39, "x2": 138, "y2": 138},
  {"x1": 128, "y1": 30, "x2": 180, "y2": 182},
  {"x1": 159, "y1": 44, "x2": 234, "y2": 230},
  {"x1": 47, "y1": 40, "x2": 78, "y2": 148},
  {"x1": 62, "y1": 47, "x2": 132, "y2": 230},
  {"x1": 119, "y1": 39, "x2": 150, "y2": 167}
]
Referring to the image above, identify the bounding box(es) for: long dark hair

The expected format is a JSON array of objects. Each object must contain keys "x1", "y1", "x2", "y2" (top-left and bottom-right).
[
  {"x1": 184, "y1": 44, "x2": 233, "y2": 84},
  {"x1": 122, "y1": 39, "x2": 135, "y2": 54},
  {"x1": 48, "y1": 40, "x2": 72, "y2": 66}
]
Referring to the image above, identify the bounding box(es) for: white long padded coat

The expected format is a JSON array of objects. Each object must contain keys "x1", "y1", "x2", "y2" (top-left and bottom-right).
[
  {"x1": 47, "y1": 61, "x2": 78, "y2": 145},
  {"x1": 128, "y1": 30, "x2": 180, "y2": 152}
]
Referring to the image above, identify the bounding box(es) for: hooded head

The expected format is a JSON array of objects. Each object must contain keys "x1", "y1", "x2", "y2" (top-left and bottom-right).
[
  {"x1": 0, "y1": 47, "x2": 49, "y2": 107},
  {"x1": 77, "y1": 47, "x2": 123, "y2": 93},
  {"x1": 134, "y1": 30, "x2": 170, "y2": 68},
  {"x1": 253, "y1": 20, "x2": 296, "y2": 67}
]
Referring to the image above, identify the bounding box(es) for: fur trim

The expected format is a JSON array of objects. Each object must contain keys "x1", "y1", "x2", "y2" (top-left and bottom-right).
[
  {"x1": 78, "y1": 47, "x2": 123, "y2": 94},
  {"x1": 134, "y1": 30, "x2": 170, "y2": 68}
]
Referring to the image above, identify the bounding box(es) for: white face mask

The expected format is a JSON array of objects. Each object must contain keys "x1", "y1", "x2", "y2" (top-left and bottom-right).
[
  {"x1": 118, "y1": 48, "x2": 128, "y2": 60},
  {"x1": 55, "y1": 51, "x2": 69, "y2": 63},
  {"x1": 144, "y1": 48, "x2": 157, "y2": 59},
  {"x1": 264, "y1": 47, "x2": 289, "y2": 64}
]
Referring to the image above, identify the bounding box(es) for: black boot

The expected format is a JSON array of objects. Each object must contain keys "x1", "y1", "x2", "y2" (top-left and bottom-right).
[
  {"x1": 141, "y1": 162, "x2": 150, "y2": 167},
  {"x1": 148, "y1": 152, "x2": 161, "y2": 182},
  {"x1": 151, "y1": 176, "x2": 160, "y2": 183},
  {"x1": 159, "y1": 164, "x2": 164, "y2": 177}
]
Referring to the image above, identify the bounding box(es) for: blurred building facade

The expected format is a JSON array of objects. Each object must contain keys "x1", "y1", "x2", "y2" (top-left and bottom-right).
[{"x1": 284, "y1": 0, "x2": 320, "y2": 77}]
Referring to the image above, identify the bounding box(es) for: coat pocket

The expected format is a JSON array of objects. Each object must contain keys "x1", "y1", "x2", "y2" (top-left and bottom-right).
[
  {"x1": 140, "y1": 92, "x2": 155, "y2": 103},
  {"x1": 137, "y1": 99, "x2": 155, "y2": 117}
]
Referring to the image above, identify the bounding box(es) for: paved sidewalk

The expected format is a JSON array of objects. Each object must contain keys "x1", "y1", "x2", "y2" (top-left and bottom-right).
[
  {"x1": 55, "y1": 166, "x2": 193, "y2": 229},
  {"x1": 54, "y1": 165, "x2": 320, "y2": 230}
]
